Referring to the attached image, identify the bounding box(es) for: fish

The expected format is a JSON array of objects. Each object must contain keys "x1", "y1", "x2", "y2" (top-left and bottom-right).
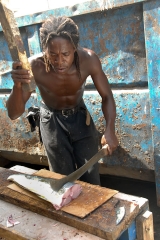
[
  {"x1": 116, "y1": 206, "x2": 126, "y2": 225},
  {"x1": 7, "y1": 174, "x2": 82, "y2": 210}
]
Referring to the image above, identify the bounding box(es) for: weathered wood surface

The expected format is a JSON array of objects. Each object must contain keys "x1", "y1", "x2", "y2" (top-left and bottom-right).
[
  {"x1": 0, "y1": 199, "x2": 102, "y2": 240},
  {"x1": 8, "y1": 169, "x2": 118, "y2": 218},
  {"x1": 0, "y1": 1, "x2": 36, "y2": 92},
  {"x1": 0, "y1": 224, "x2": 29, "y2": 240},
  {"x1": 0, "y1": 167, "x2": 140, "y2": 240},
  {"x1": 136, "y1": 210, "x2": 154, "y2": 240}
]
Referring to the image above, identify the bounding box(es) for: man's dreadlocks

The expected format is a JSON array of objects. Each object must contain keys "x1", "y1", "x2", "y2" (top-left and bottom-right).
[{"x1": 40, "y1": 16, "x2": 81, "y2": 79}]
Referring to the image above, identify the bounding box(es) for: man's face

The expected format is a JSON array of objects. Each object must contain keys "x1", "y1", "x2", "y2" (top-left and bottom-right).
[{"x1": 46, "y1": 37, "x2": 75, "y2": 74}]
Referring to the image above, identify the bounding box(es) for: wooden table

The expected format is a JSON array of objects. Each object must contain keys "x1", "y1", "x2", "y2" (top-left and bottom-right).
[{"x1": 0, "y1": 166, "x2": 154, "y2": 240}]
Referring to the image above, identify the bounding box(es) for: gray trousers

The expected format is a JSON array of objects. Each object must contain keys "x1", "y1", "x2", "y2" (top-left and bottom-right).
[{"x1": 40, "y1": 100, "x2": 100, "y2": 185}]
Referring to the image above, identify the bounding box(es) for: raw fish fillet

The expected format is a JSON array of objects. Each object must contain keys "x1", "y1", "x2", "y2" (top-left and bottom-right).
[{"x1": 7, "y1": 174, "x2": 82, "y2": 210}]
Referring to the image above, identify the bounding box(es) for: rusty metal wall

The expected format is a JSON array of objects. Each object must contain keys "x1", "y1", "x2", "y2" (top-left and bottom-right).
[
  {"x1": 0, "y1": 0, "x2": 157, "y2": 183},
  {"x1": 143, "y1": 0, "x2": 160, "y2": 205}
]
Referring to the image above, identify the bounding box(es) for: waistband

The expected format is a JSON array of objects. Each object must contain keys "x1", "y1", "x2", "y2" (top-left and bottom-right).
[{"x1": 41, "y1": 100, "x2": 85, "y2": 117}]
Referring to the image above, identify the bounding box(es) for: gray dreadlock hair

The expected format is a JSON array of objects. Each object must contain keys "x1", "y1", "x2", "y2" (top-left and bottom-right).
[{"x1": 40, "y1": 16, "x2": 81, "y2": 80}]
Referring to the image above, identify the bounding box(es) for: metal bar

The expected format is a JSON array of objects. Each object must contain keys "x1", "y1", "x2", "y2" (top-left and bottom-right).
[
  {"x1": 118, "y1": 221, "x2": 137, "y2": 240},
  {"x1": 26, "y1": 25, "x2": 41, "y2": 56},
  {"x1": 143, "y1": 0, "x2": 160, "y2": 206}
]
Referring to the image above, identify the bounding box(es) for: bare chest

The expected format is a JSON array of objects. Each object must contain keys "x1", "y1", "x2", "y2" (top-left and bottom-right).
[{"x1": 36, "y1": 71, "x2": 86, "y2": 97}]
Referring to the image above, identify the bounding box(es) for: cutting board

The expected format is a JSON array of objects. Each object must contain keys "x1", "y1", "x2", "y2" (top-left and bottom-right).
[
  {"x1": 8, "y1": 169, "x2": 118, "y2": 218},
  {"x1": 0, "y1": 167, "x2": 140, "y2": 240}
]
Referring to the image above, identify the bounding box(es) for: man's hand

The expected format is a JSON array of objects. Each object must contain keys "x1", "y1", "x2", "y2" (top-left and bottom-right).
[
  {"x1": 101, "y1": 129, "x2": 119, "y2": 155},
  {"x1": 11, "y1": 62, "x2": 31, "y2": 87}
]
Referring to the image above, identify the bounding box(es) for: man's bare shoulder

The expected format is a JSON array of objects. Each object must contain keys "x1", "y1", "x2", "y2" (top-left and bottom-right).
[
  {"x1": 27, "y1": 52, "x2": 44, "y2": 70},
  {"x1": 78, "y1": 47, "x2": 98, "y2": 61},
  {"x1": 30, "y1": 56, "x2": 45, "y2": 73},
  {"x1": 78, "y1": 47, "x2": 102, "y2": 74}
]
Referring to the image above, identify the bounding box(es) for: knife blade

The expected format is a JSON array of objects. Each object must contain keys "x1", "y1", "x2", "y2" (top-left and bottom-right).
[
  {"x1": 49, "y1": 144, "x2": 108, "y2": 191},
  {"x1": 116, "y1": 206, "x2": 125, "y2": 225},
  {"x1": 114, "y1": 200, "x2": 126, "y2": 225}
]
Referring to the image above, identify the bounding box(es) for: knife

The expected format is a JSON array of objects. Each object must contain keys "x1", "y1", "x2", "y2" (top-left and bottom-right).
[
  {"x1": 8, "y1": 145, "x2": 108, "y2": 192},
  {"x1": 114, "y1": 200, "x2": 126, "y2": 225},
  {"x1": 49, "y1": 144, "x2": 108, "y2": 191}
]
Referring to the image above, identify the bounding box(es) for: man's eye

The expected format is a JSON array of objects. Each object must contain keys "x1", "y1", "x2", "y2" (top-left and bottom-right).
[
  {"x1": 50, "y1": 53, "x2": 56, "y2": 56},
  {"x1": 64, "y1": 53, "x2": 69, "y2": 56}
]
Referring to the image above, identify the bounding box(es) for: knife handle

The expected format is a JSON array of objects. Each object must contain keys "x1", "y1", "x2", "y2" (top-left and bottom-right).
[{"x1": 16, "y1": 65, "x2": 36, "y2": 92}]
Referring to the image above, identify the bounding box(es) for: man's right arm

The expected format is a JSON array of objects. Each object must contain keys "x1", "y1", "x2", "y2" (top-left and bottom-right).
[{"x1": 6, "y1": 62, "x2": 32, "y2": 120}]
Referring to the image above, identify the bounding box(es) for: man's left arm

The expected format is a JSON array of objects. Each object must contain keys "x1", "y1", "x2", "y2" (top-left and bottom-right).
[{"x1": 89, "y1": 51, "x2": 119, "y2": 154}]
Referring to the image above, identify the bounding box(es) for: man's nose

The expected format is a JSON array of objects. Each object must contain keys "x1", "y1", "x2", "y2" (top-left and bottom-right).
[{"x1": 55, "y1": 55, "x2": 63, "y2": 65}]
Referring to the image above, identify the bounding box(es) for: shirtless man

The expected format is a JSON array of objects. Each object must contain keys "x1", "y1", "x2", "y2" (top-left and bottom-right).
[{"x1": 6, "y1": 16, "x2": 118, "y2": 185}]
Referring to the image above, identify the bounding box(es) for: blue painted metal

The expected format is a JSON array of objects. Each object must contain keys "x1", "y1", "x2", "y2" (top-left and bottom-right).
[
  {"x1": 0, "y1": 2, "x2": 149, "y2": 89},
  {"x1": 0, "y1": 3, "x2": 148, "y2": 89},
  {"x1": 0, "y1": 0, "x2": 160, "y2": 202},
  {"x1": 26, "y1": 25, "x2": 41, "y2": 56},
  {"x1": 143, "y1": 0, "x2": 160, "y2": 206},
  {"x1": 119, "y1": 221, "x2": 136, "y2": 240},
  {"x1": 74, "y1": 4, "x2": 147, "y2": 87},
  {"x1": 0, "y1": 0, "x2": 149, "y2": 31},
  {"x1": 83, "y1": 90, "x2": 153, "y2": 170}
]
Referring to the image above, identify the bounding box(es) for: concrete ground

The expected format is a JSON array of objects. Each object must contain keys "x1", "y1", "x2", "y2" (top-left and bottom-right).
[{"x1": 100, "y1": 175, "x2": 160, "y2": 240}]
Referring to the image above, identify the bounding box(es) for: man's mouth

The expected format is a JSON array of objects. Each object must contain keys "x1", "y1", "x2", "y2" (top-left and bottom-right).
[{"x1": 55, "y1": 67, "x2": 66, "y2": 73}]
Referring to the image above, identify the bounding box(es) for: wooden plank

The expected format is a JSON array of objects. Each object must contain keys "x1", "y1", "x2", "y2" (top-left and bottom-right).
[
  {"x1": 0, "y1": 167, "x2": 140, "y2": 240},
  {"x1": 0, "y1": 189, "x2": 139, "y2": 240},
  {"x1": 0, "y1": 199, "x2": 102, "y2": 240},
  {"x1": 7, "y1": 169, "x2": 118, "y2": 218},
  {"x1": 8, "y1": 181, "x2": 118, "y2": 218},
  {"x1": 0, "y1": 1, "x2": 36, "y2": 92},
  {"x1": 0, "y1": 224, "x2": 30, "y2": 240},
  {"x1": 114, "y1": 192, "x2": 149, "y2": 212},
  {"x1": 136, "y1": 210, "x2": 154, "y2": 240},
  {"x1": 33, "y1": 169, "x2": 118, "y2": 217}
]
